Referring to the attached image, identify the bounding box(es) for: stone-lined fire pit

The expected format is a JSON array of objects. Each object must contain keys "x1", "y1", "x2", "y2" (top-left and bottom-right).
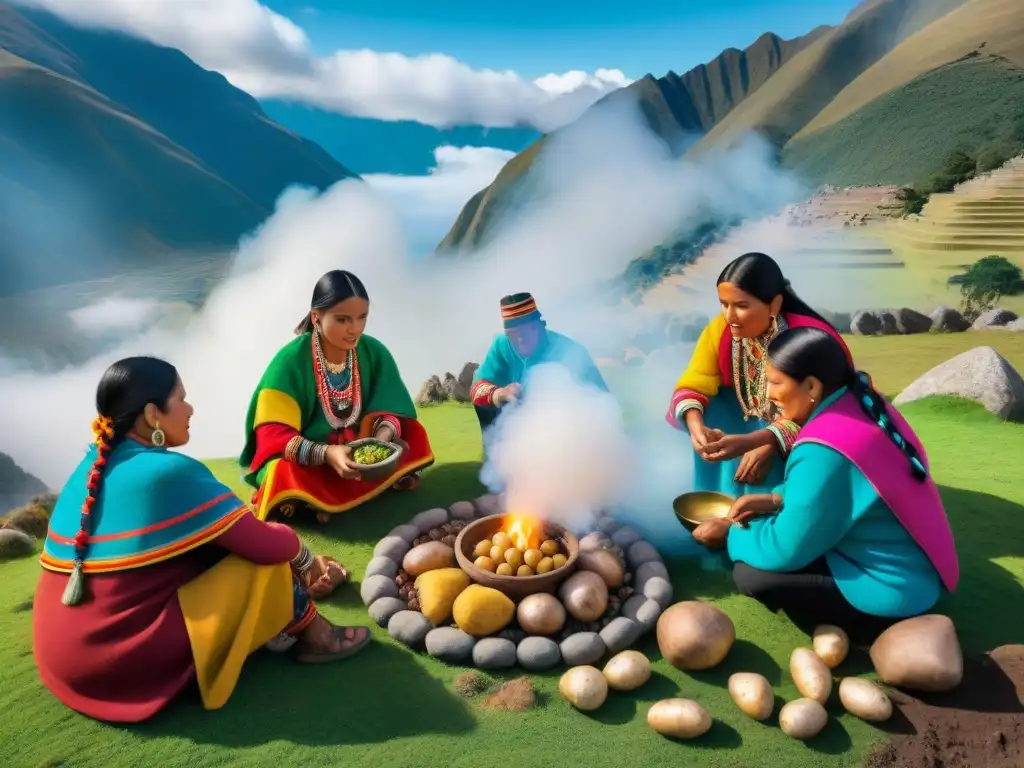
[{"x1": 362, "y1": 493, "x2": 673, "y2": 670}]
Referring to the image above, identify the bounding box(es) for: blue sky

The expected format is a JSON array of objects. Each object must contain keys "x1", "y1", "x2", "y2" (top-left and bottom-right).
[{"x1": 267, "y1": 0, "x2": 858, "y2": 78}]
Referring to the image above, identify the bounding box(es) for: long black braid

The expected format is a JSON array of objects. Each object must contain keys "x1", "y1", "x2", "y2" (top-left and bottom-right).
[{"x1": 847, "y1": 370, "x2": 928, "y2": 481}]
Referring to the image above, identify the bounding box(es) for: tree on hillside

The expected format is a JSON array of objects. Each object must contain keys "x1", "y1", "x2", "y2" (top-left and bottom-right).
[
  {"x1": 949, "y1": 255, "x2": 1024, "y2": 321},
  {"x1": 879, "y1": 186, "x2": 927, "y2": 217}
]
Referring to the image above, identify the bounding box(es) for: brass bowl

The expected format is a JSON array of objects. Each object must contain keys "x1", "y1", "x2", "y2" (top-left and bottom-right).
[
  {"x1": 454, "y1": 513, "x2": 579, "y2": 601},
  {"x1": 673, "y1": 491, "x2": 735, "y2": 531}
]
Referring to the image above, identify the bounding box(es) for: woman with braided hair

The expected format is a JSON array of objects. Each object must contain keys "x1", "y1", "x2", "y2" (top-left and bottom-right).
[
  {"x1": 33, "y1": 357, "x2": 371, "y2": 723},
  {"x1": 665, "y1": 252, "x2": 852, "y2": 499},
  {"x1": 690, "y1": 328, "x2": 959, "y2": 643}
]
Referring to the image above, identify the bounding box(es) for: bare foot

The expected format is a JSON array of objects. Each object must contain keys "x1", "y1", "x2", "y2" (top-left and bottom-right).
[
  {"x1": 294, "y1": 616, "x2": 371, "y2": 663},
  {"x1": 308, "y1": 557, "x2": 348, "y2": 600}
]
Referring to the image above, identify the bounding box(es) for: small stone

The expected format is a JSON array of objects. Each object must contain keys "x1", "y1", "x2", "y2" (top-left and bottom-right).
[
  {"x1": 642, "y1": 576, "x2": 674, "y2": 609},
  {"x1": 368, "y1": 596, "x2": 407, "y2": 627},
  {"x1": 617, "y1": 586, "x2": 635, "y2": 601},
  {"x1": 516, "y1": 636, "x2": 562, "y2": 670},
  {"x1": 429, "y1": 529, "x2": 445, "y2": 541},
  {"x1": 361, "y1": 574, "x2": 400, "y2": 606},
  {"x1": 627, "y1": 540, "x2": 661, "y2": 569},
  {"x1": 425, "y1": 627, "x2": 476, "y2": 663},
  {"x1": 388, "y1": 524, "x2": 420, "y2": 544},
  {"x1": 449, "y1": 501, "x2": 476, "y2": 521},
  {"x1": 387, "y1": 610, "x2": 433, "y2": 648},
  {"x1": 596, "y1": 516, "x2": 620, "y2": 534},
  {"x1": 560, "y1": 632, "x2": 606, "y2": 666},
  {"x1": 441, "y1": 534, "x2": 457, "y2": 547},
  {"x1": 411, "y1": 507, "x2": 449, "y2": 533},
  {"x1": 600, "y1": 617, "x2": 643, "y2": 653},
  {"x1": 364, "y1": 556, "x2": 399, "y2": 580},
  {"x1": 472, "y1": 638, "x2": 518, "y2": 669},
  {"x1": 474, "y1": 493, "x2": 502, "y2": 517},
  {"x1": 408, "y1": 597, "x2": 420, "y2": 611},
  {"x1": 611, "y1": 526, "x2": 641, "y2": 548},
  {"x1": 373, "y1": 535, "x2": 410, "y2": 562},
  {"x1": 634, "y1": 561, "x2": 670, "y2": 592},
  {"x1": 622, "y1": 595, "x2": 662, "y2": 632}
]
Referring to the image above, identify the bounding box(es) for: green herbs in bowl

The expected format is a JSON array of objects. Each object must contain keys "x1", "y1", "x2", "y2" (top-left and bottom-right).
[
  {"x1": 346, "y1": 437, "x2": 403, "y2": 481},
  {"x1": 353, "y1": 443, "x2": 395, "y2": 465}
]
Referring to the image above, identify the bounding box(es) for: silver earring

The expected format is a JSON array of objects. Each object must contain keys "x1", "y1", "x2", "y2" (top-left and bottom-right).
[{"x1": 151, "y1": 423, "x2": 166, "y2": 447}]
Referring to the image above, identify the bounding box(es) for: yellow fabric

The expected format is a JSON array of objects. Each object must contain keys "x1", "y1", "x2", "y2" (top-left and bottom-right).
[
  {"x1": 178, "y1": 555, "x2": 294, "y2": 711},
  {"x1": 254, "y1": 388, "x2": 302, "y2": 430},
  {"x1": 673, "y1": 314, "x2": 727, "y2": 396}
]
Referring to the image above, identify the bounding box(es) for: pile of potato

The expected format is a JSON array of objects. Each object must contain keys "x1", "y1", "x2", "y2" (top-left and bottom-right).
[
  {"x1": 555, "y1": 599, "x2": 904, "y2": 744},
  {"x1": 472, "y1": 531, "x2": 567, "y2": 577}
]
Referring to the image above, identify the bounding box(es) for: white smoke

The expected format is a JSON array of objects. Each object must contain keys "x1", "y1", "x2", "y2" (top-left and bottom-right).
[
  {"x1": 0, "y1": 94, "x2": 871, "y2": 552},
  {"x1": 479, "y1": 364, "x2": 634, "y2": 535}
]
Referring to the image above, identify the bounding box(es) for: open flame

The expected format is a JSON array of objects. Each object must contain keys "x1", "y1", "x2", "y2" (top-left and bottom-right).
[{"x1": 504, "y1": 514, "x2": 541, "y2": 552}]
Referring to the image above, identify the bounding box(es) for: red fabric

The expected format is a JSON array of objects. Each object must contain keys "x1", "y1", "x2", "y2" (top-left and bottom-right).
[
  {"x1": 248, "y1": 423, "x2": 299, "y2": 474},
  {"x1": 716, "y1": 312, "x2": 851, "y2": 386},
  {"x1": 32, "y1": 514, "x2": 299, "y2": 723},
  {"x1": 254, "y1": 415, "x2": 434, "y2": 514},
  {"x1": 373, "y1": 414, "x2": 401, "y2": 439}
]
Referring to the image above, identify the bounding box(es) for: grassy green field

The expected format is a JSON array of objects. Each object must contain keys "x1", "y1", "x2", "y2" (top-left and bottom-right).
[
  {"x1": 2, "y1": 340, "x2": 1023, "y2": 768},
  {"x1": 781, "y1": 54, "x2": 1024, "y2": 188}
]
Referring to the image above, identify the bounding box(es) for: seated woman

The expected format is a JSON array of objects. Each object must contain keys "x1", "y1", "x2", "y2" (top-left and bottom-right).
[
  {"x1": 665, "y1": 252, "x2": 851, "y2": 498},
  {"x1": 241, "y1": 270, "x2": 435, "y2": 524},
  {"x1": 691, "y1": 327, "x2": 959, "y2": 643},
  {"x1": 34, "y1": 357, "x2": 371, "y2": 724}
]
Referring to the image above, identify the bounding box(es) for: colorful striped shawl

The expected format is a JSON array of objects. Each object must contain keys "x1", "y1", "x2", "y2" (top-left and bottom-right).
[{"x1": 41, "y1": 439, "x2": 246, "y2": 573}]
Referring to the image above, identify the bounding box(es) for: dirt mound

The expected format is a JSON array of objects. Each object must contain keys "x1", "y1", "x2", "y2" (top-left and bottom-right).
[{"x1": 867, "y1": 645, "x2": 1024, "y2": 767}]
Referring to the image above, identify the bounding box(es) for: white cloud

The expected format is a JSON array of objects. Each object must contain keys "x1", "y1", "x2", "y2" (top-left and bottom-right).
[
  {"x1": 12, "y1": 0, "x2": 632, "y2": 130},
  {"x1": 0, "y1": 98, "x2": 827, "y2": 517}
]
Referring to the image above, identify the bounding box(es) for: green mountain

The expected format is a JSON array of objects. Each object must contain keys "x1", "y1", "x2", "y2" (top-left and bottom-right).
[
  {"x1": 439, "y1": 0, "x2": 1024, "y2": 257},
  {"x1": 436, "y1": 27, "x2": 829, "y2": 253},
  {"x1": 0, "y1": 3, "x2": 356, "y2": 294}
]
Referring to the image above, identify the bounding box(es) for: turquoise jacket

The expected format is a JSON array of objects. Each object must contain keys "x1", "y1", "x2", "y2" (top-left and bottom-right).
[
  {"x1": 726, "y1": 388, "x2": 941, "y2": 618},
  {"x1": 473, "y1": 330, "x2": 609, "y2": 395}
]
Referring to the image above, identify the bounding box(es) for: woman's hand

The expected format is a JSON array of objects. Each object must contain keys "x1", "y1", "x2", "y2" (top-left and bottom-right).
[
  {"x1": 373, "y1": 423, "x2": 397, "y2": 443},
  {"x1": 734, "y1": 444, "x2": 775, "y2": 484},
  {"x1": 685, "y1": 411, "x2": 716, "y2": 456},
  {"x1": 691, "y1": 518, "x2": 732, "y2": 550},
  {"x1": 325, "y1": 444, "x2": 361, "y2": 480},
  {"x1": 492, "y1": 383, "x2": 522, "y2": 407},
  {"x1": 701, "y1": 432, "x2": 754, "y2": 462},
  {"x1": 728, "y1": 493, "x2": 781, "y2": 528}
]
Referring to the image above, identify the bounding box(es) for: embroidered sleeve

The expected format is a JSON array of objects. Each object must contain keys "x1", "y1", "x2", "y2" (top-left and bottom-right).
[
  {"x1": 471, "y1": 380, "x2": 498, "y2": 407},
  {"x1": 766, "y1": 419, "x2": 800, "y2": 456},
  {"x1": 665, "y1": 317, "x2": 725, "y2": 429}
]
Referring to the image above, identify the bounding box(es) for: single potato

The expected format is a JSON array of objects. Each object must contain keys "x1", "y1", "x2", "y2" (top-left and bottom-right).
[
  {"x1": 779, "y1": 698, "x2": 828, "y2": 740},
  {"x1": 790, "y1": 647, "x2": 833, "y2": 704},
  {"x1": 838, "y1": 678, "x2": 893, "y2": 722},
  {"x1": 647, "y1": 699, "x2": 712, "y2": 739},
  {"x1": 602, "y1": 650, "x2": 652, "y2": 691},
  {"x1": 813, "y1": 625, "x2": 850, "y2": 669},
  {"x1": 559, "y1": 666, "x2": 608, "y2": 711},
  {"x1": 727, "y1": 672, "x2": 774, "y2": 721}
]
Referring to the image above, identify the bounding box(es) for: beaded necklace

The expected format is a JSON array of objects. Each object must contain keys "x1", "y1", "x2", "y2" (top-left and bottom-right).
[
  {"x1": 311, "y1": 330, "x2": 362, "y2": 430},
  {"x1": 731, "y1": 315, "x2": 788, "y2": 422}
]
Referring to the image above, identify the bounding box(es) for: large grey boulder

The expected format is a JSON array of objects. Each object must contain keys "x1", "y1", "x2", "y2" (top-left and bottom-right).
[
  {"x1": 891, "y1": 308, "x2": 932, "y2": 334},
  {"x1": 893, "y1": 346, "x2": 1024, "y2": 422},
  {"x1": 851, "y1": 310, "x2": 882, "y2": 336},
  {"x1": 929, "y1": 306, "x2": 969, "y2": 333},
  {"x1": 972, "y1": 308, "x2": 1018, "y2": 330}
]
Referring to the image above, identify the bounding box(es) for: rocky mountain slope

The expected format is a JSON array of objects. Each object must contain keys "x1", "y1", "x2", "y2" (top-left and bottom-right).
[
  {"x1": 438, "y1": 0, "x2": 1024, "y2": 255},
  {"x1": 0, "y1": 2, "x2": 356, "y2": 294}
]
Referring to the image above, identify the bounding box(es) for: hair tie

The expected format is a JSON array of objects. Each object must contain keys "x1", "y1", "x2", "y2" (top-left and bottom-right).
[{"x1": 91, "y1": 415, "x2": 114, "y2": 444}]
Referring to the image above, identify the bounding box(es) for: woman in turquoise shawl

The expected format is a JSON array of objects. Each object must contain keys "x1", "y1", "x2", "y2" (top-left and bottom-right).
[
  {"x1": 241, "y1": 270, "x2": 435, "y2": 524},
  {"x1": 35, "y1": 357, "x2": 370, "y2": 723},
  {"x1": 691, "y1": 328, "x2": 958, "y2": 643}
]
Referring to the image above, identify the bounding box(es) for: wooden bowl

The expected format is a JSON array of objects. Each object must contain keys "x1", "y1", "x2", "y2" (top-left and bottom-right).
[
  {"x1": 673, "y1": 491, "x2": 735, "y2": 531},
  {"x1": 454, "y1": 513, "x2": 579, "y2": 601},
  {"x1": 347, "y1": 438, "x2": 403, "y2": 481}
]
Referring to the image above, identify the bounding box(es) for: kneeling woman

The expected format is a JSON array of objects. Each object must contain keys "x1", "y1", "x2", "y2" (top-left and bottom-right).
[
  {"x1": 34, "y1": 357, "x2": 370, "y2": 723},
  {"x1": 666, "y1": 252, "x2": 851, "y2": 498},
  {"x1": 691, "y1": 327, "x2": 958, "y2": 642},
  {"x1": 241, "y1": 270, "x2": 435, "y2": 523}
]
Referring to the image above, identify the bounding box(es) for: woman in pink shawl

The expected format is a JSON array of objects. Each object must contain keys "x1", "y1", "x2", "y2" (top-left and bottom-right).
[{"x1": 691, "y1": 327, "x2": 959, "y2": 642}]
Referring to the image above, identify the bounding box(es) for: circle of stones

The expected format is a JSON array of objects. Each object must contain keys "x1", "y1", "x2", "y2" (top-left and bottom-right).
[{"x1": 362, "y1": 493, "x2": 672, "y2": 671}]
